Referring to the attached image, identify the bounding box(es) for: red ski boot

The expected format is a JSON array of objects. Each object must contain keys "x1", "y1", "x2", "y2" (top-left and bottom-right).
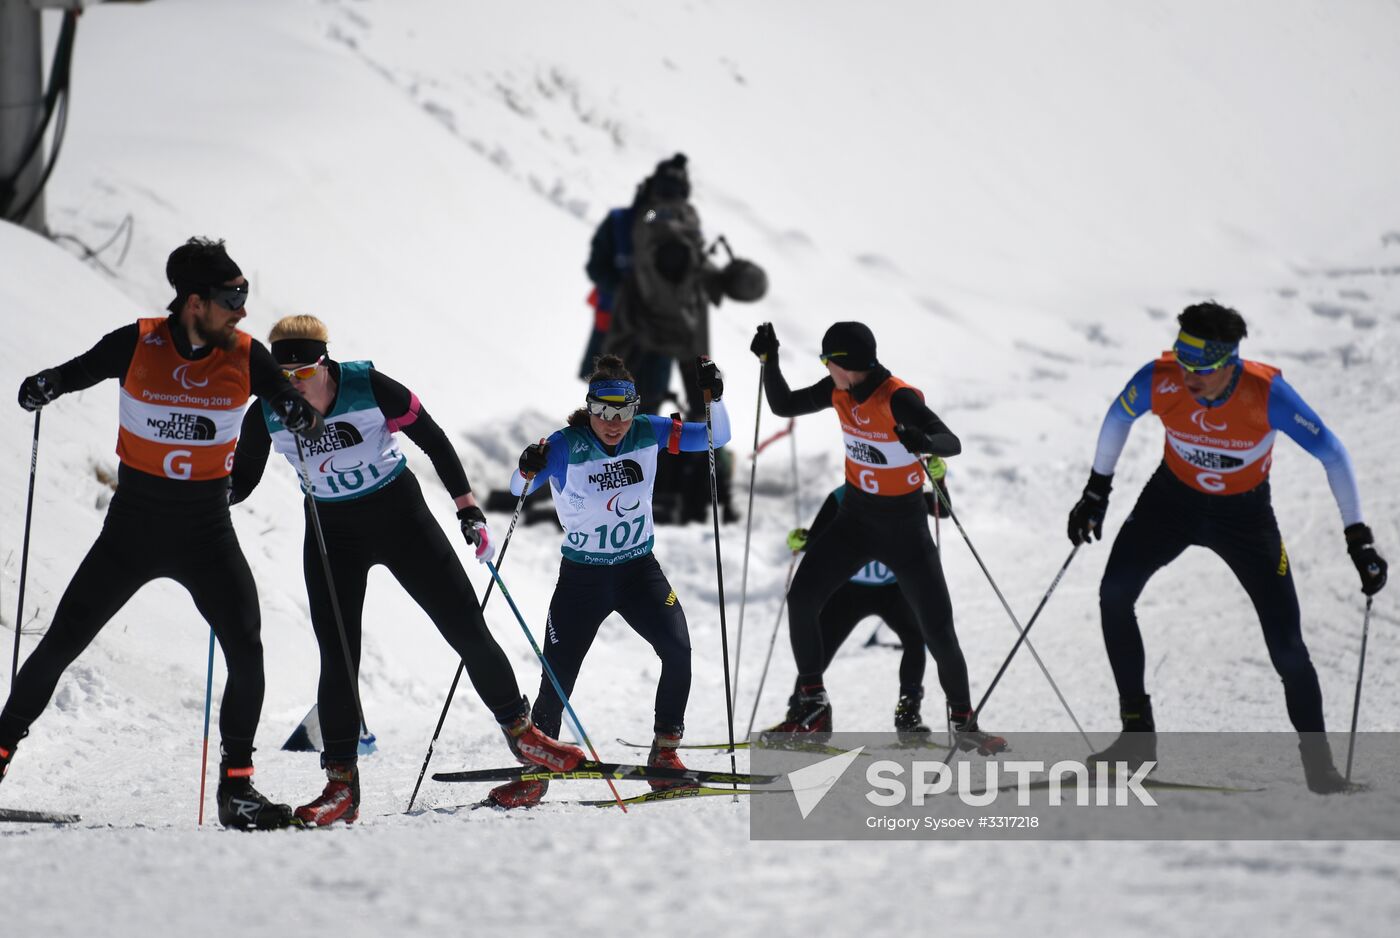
[
  {"x1": 487, "y1": 778, "x2": 549, "y2": 809},
  {"x1": 502, "y1": 716, "x2": 585, "y2": 772},
  {"x1": 948, "y1": 707, "x2": 1008, "y2": 756},
  {"x1": 294, "y1": 760, "x2": 360, "y2": 827},
  {"x1": 647, "y1": 730, "x2": 699, "y2": 791},
  {"x1": 760, "y1": 687, "x2": 833, "y2": 744}
]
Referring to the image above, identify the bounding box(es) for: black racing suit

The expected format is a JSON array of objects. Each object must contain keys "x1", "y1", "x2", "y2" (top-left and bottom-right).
[
  {"x1": 1100, "y1": 464, "x2": 1327, "y2": 732},
  {"x1": 530, "y1": 554, "x2": 691, "y2": 740},
  {"x1": 231, "y1": 363, "x2": 523, "y2": 761},
  {"x1": 764, "y1": 358, "x2": 973, "y2": 710},
  {"x1": 796, "y1": 487, "x2": 932, "y2": 697},
  {"x1": 0, "y1": 318, "x2": 298, "y2": 767}
]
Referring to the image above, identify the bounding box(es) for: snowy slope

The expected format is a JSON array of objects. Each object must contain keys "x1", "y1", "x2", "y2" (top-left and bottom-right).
[{"x1": 3, "y1": 0, "x2": 1400, "y2": 935}]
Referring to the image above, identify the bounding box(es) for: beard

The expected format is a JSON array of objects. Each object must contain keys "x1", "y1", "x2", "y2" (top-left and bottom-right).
[{"x1": 193, "y1": 315, "x2": 239, "y2": 351}]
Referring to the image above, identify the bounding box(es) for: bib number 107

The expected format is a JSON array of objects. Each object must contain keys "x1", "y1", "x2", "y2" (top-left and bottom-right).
[{"x1": 593, "y1": 517, "x2": 647, "y2": 550}]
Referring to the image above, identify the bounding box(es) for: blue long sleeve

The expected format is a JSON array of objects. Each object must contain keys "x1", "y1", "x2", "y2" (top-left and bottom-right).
[
  {"x1": 1091, "y1": 362, "x2": 1153, "y2": 475},
  {"x1": 641, "y1": 399, "x2": 732, "y2": 451},
  {"x1": 1267, "y1": 375, "x2": 1362, "y2": 526}
]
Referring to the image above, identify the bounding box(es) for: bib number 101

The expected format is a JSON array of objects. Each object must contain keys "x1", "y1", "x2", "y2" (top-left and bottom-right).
[
  {"x1": 593, "y1": 517, "x2": 647, "y2": 550},
  {"x1": 321, "y1": 462, "x2": 383, "y2": 495}
]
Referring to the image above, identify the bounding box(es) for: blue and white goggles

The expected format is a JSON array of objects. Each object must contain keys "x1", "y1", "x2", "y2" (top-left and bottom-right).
[
  {"x1": 586, "y1": 379, "x2": 640, "y2": 421},
  {"x1": 1172, "y1": 331, "x2": 1239, "y2": 375}
]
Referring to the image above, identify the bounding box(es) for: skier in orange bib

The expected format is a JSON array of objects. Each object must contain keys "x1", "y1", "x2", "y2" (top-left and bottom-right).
[
  {"x1": 1, "y1": 238, "x2": 324, "y2": 828},
  {"x1": 1068, "y1": 301, "x2": 1388, "y2": 793},
  {"x1": 749, "y1": 322, "x2": 1005, "y2": 754}
]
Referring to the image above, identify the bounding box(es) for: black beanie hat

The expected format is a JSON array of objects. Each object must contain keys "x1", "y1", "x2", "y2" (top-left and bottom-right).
[
  {"x1": 821, "y1": 321, "x2": 878, "y2": 370},
  {"x1": 650, "y1": 153, "x2": 690, "y2": 201},
  {"x1": 165, "y1": 237, "x2": 242, "y2": 312}
]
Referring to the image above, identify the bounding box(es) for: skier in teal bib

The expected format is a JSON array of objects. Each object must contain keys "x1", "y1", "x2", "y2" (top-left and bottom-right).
[
  {"x1": 231, "y1": 315, "x2": 584, "y2": 823},
  {"x1": 488, "y1": 354, "x2": 731, "y2": 808}
]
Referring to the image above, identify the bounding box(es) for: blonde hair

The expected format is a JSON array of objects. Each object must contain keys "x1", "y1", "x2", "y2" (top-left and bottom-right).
[{"x1": 268, "y1": 314, "x2": 329, "y2": 344}]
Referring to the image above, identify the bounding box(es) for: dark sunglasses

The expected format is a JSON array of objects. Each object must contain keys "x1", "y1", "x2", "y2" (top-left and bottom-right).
[{"x1": 207, "y1": 283, "x2": 249, "y2": 311}]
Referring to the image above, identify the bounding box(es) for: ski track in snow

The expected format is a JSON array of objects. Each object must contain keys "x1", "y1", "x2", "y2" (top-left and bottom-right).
[{"x1": 4, "y1": 1, "x2": 1400, "y2": 935}]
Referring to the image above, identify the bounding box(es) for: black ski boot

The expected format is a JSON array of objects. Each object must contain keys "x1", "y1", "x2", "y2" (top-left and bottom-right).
[
  {"x1": 948, "y1": 705, "x2": 1008, "y2": 755},
  {"x1": 894, "y1": 688, "x2": 932, "y2": 743},
  {"x1": 1088, "y1": 695, "x2": 1157, "y2": 773},
  {"x1": 1298, "y1": 735, "x2": 1352, "y2": 794},
  {"x1": 217, "y1": 762, "x2": 296, "y2": 831}
]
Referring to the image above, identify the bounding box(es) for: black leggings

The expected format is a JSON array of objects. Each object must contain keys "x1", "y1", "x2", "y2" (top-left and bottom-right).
[
  {"x1": 304, "y1": 471, "x2": 521, "y2": 760},
  {"x1": 1100, "y1": 465, "x2": 1324, "y2": 732},
  {"x1": 530, "y1": 553, "x2": 690, "y2": 738},
  {"x1": 786, "y1": 488, "x2": 971, "y2": 707},
  {"x1": 0, "y1": 488, "x2": 265, "y2": 765},
  {"x1": 793, "y1": 581, "x2": 926, "y2": 696}
]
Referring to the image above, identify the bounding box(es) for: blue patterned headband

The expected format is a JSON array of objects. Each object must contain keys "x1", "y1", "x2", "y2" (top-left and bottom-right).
[
  {"x1": 587, "y1": 379, "x2": 638, "y2": 403},
  {"x1": 1173, "y1": 330, "x2": 1239, "y2": 369}
]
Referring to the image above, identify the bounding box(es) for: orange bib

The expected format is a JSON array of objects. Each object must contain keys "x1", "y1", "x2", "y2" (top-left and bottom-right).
[
  {"x1": 1149, "y1": 355, "x2": 1279, "y2": 495},
  {"x1": 116, "y1": 318, "x2": 252, "y2": 480},
  {"x1": 832, "y1": 376, "x2": 926, "y2": 496}
]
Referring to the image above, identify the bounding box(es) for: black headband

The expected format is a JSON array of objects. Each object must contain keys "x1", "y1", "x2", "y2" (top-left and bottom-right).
[{"x1": 270, "y1": 338, "x2": 328, "y2": 366}]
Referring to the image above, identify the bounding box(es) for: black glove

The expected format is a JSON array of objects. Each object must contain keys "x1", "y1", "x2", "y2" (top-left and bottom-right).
[
  {"x1": 751, "y1": 322, "x2": 779, "y2": 361},
  {"x1": 457, "y1": 505, "x2": 495, "y2": 564},
  {"x1": 458, "y1": 506, "x2": 486, "y2": 547},
  {"x1": 274, "y1": 392, "x2": 325, "y2": 441},
  {"x1": 17, "y1": 369, "x2": 61, "y2": 412},
  {"x1": 519, "y1": 441, "x2": 550, "y2": 476},
  {"x1": 893, "y1": 423, "x2": 935, "y2": 454},
  {"x1": 696, "y1": 356, "x2": 724, "y2": 401},
  {"x1": 1344, "y1": 523, "x2": 1388, "y2": 596},
  {"x1": 1067, "y1": 471, "x2": 1113, "y2": 545}
]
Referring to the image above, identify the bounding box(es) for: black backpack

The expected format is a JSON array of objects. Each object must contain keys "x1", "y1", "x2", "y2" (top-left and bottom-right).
[{"x1": 621, "y1": 199, "x2": 712, "y2": 359}]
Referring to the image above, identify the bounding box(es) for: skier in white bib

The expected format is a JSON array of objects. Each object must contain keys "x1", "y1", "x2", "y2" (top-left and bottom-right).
[{"x1": 487, "y1": 354, "x2": 731, "y2": 808}]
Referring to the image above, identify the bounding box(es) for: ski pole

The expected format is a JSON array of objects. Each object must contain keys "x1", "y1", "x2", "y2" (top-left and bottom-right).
[
  {"x1": 197, "y1": 627, "x2": 215, "y2": 826},
  {"x1": 789, "y1": 417, "x2": 800, "y2": 528},
  {"x1": 483, "y1": 560, "x2": 628, "y2": 812},
  {"x1": 703, "y1": 389, "x2": 741, "y2": 788},
  {"x1": 969, "y1": 546, "x2": 1078, "y2": 725},
  {"x1": 729, "y1": 361, "x2": 765, "y2": 712},
  {"x1": 925, "y1": 472, "x2": 1092, "y2": 750},
  {"x1": 406, "y1": 485, "x2": 528, "y2": 812},
  {"x1": 12, "y1": 411, "x2": 41, "y2": 684},
  {"x1": 293, "y1": 439, "x2": 371, "y2": 745},
  {"x1": 744, "y1": 550, "x2": 801, "y2": 738},
  {"x1": 1344, "y1": 596, "x2": 1374, "y2": 781}
]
